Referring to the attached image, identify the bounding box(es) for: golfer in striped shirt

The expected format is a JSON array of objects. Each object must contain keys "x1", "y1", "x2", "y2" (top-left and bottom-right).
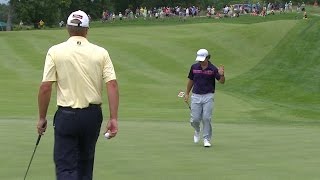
[
  {"x1": 37, "y1": 10, "x2": 119, "y2": 180},
  {"x1": 184, "y1": 49, "x2": 225, "y2": 147}
]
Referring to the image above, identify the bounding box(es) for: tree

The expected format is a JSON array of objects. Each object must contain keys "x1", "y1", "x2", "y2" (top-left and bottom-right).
[
  {"x1": 6, "y1": 1, "x2": 13, "y2": 31},
  {"x1": 9, "y1": 0, "x2": 113, "y2": 27},
  {"x1": 8, "y1": 0, "x2": 318, "y2": 29},
  {"x1": 0, "y1": 4, "x2": 9, "y2": 22},
  {"x1": 11, "y1": 0, "x2": 63, "y2": 27}
]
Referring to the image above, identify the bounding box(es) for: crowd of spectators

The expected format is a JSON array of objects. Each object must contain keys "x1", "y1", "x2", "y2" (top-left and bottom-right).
[
  {"x1": 100, "y1": 1, "x2": 309, "y2": 22},
  {"x1": 101, "y1": 6, "x2": 202, "y2": 22}
]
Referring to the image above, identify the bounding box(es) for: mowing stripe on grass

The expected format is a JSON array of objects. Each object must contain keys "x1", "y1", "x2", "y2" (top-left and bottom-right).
[{"x1": 1, "y1": 119, "x2": 320, "y2": 180}]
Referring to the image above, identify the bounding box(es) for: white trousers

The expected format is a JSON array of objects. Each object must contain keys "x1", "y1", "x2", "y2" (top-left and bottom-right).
[{"x1": 190, "y1": 93, "x2": 214, "y2": 141}]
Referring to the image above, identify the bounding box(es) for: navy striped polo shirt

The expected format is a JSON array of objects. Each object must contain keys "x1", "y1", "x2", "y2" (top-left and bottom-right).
[{"x1": 188, "y1": 61, "x2": 221, "y2": 94}]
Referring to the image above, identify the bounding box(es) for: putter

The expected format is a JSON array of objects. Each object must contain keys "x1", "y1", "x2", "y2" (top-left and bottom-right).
[
  {"x1": 177, "y1": 91, "x2": 191, "y2": 110},
  {"x1": 23, "y1": 126, "x2": 45, "y2": 180}
]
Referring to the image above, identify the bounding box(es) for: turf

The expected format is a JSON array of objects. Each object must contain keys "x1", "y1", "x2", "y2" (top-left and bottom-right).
[
  {"x1": 0, "y1": 11, "x2": 319, "y2": 180},
  {"x1": 1, "y1": 119, "x2": 320, "y2": 180}
]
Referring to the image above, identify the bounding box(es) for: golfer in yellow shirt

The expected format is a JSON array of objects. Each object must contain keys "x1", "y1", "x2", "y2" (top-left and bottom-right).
[{"x1": 37, "y1": 10, "x2": 119, "y2": 180}]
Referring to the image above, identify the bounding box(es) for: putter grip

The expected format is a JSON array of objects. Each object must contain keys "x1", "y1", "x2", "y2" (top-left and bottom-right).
[{"x1": 36, "y1": 123, "x2": 46, "y2": 145}]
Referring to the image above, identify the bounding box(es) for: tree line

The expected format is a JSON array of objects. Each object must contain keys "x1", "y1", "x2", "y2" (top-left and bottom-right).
[{"x1": 1, "y1": 0, "x2": 317, "y2": 29}]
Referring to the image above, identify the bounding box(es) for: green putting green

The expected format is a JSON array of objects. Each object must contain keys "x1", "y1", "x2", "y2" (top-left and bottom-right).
[{"x1": 0, "y1": 12, "x2": 319, "y2": 179}]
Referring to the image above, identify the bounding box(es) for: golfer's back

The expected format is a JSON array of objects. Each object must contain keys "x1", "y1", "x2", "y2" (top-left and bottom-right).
[{"x1": 43, "y1": 36, "x2": 116, "y2": 108}]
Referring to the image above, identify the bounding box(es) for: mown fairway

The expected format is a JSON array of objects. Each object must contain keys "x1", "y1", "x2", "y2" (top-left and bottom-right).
[{"x1": 0, "y1": 12, "x2": 319, "y2": 179}]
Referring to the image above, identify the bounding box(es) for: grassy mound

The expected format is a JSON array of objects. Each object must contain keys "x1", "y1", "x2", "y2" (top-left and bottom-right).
[
  {"x1": 224, "y1": 18, "x2": 320, "y2": 124},
  {"x1": 0, "y1": 14, "x2": 319, "y2": 124},
  {"x1": 0, "y1": 12, "x2": 320, "y2": 180}
]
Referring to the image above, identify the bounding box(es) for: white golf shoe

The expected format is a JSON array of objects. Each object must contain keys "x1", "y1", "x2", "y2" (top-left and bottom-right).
[
  {"x1": 193, "y1": 131, "x2": 200, "y2": 143},
  {"x1": 203, "y1": 139, "x2": 211, "y2": 147}
]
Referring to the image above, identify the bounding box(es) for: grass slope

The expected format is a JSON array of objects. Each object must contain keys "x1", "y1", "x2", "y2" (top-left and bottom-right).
[
  {"x1": 0, "y1": 14, "x2": 319, "y2": 180},
  {"x1": 224, "y1": 18, "x2": 320, "y2": 123},
  {"x1": 0, "y1": 17, "x2": 300, "y2": 121}
]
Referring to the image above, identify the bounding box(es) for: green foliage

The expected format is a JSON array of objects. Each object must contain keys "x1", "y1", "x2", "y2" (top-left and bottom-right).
[
  {"x1": 65, "y1": 0, "x2": 114, "y2": 19},
  {"x1": 12, "y1": 0, "x2": 62, "y2": 27},
  {"x1": 10, "y1": 0, "x2": 111, "y2": 27},
  {"x1": 8, "y1": 0, "x2": 320, "y2": 27},
  {"x1": 0, "y1": 4, "x2": 9, "y2": 22}
]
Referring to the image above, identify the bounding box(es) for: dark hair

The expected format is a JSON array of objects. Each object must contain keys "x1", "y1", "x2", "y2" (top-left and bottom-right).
[{"x1": 67, "y1": 19, "x2": 88, "y2": 36}]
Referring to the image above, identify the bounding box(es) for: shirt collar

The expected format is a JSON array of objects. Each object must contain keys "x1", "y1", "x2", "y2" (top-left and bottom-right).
[
  {"x1": 195, "y1": 61, "x2": 213, "y2": 69},
  {"x1": 67, "y1": 36, "x2": 89, "y2": 44}
]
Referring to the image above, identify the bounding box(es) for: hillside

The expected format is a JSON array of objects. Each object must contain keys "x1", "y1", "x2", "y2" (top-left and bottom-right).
[
  {"x1": 223, "y1": 18, "x2": 320, "y2": 123},
  {"x1": 0, "y1": 15, "x2": 319, "y2": 125}
]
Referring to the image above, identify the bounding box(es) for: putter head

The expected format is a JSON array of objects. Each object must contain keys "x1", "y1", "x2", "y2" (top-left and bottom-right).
[{"x1": 177, "y1": 91, "x2": 185, "y2": 98}]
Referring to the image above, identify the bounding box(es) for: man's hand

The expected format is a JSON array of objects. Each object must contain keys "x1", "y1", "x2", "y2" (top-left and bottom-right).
[
  {"x1": 184, "y1": 93, "x2": 189, "y2": 102},
  {"x1": 37, "y1": 118, "x2": 47, "y2": 135},
  {"x1": 218, "y1": 64, "x2": 225, "y2": 84},
  {"x1": 105, "y1": 118, "x2": 118, "y2": 139},
  {"x1": 218, "y1": 64, "x2": 224, "y2": 76}
]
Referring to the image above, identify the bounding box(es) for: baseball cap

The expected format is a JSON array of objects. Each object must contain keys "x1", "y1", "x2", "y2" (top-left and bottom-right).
[
  {"x1": 67, "y1": 10, "x2": 89, "y2": 27},
  {"x1": 195, "y1": 49, "x2": 209, "y2": 61}
]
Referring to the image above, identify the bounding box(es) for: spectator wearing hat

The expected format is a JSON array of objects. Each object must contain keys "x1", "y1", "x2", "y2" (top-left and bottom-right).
[
  {"x1": 119, "y1": 12, "x2": 123, "y2": 20},
  {"x1": 37, "y1": 10, "x2": 119, "y2": 180},
  {"x1": 184, "y1": 49, "x2": 225, "y2": 147}
]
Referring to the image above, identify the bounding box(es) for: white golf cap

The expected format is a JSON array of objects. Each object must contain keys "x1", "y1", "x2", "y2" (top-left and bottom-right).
[
  {"x1": 67, "y1": 10, "x2": 89, "y2": 27},
  {"x1": 195, "y1": 49, "x2": 209, "y2": 61}
]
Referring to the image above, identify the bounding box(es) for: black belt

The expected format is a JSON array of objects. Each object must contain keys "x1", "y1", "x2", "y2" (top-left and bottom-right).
[{"x1": 58, "y1": 104, "x2": 101, "y2": 110}]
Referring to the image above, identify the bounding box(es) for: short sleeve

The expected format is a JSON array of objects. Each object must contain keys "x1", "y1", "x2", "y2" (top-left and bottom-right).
[
  {"x1": 103, "y1": 51, "x2": 116, "y2": 83},
  {"x1": 188, "y1": 66, "x2": 194, "y2": 80},
  {"x1": 42, "y1": 49, "x2": 57, "y2": 82}
]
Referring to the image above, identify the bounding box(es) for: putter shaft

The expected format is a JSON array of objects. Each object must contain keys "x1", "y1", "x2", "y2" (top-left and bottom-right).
[
  {"x1": 185, "y1": 101, "x2": 191, "y2": 110},
  {"x1": 23, "y1": 135, "x2": 42, "y2": 180}
]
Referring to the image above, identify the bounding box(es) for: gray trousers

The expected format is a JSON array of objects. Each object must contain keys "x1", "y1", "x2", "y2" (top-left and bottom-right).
[{"x1": 190, "y1": 93, "x2": 214, "y2": 141}]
